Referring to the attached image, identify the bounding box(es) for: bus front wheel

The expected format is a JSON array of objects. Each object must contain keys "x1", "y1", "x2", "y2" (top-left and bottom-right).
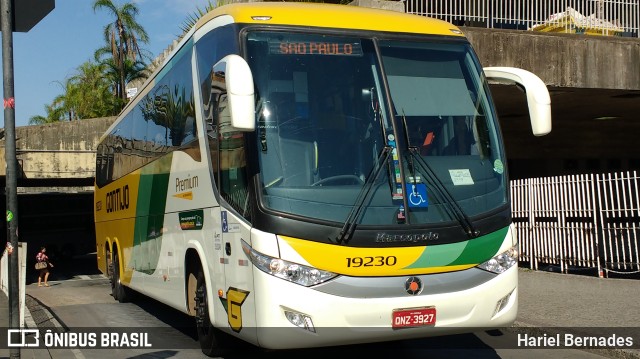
[{"x1": 194, "y1": 269, "x2": 231, "y2": 357}]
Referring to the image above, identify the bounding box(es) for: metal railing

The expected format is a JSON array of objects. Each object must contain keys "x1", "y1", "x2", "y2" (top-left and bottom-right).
[
  {"x1": 405, "y1": 0, "x2": 640, "y2": 37},
  {"x1": 511, "y1": 171, "x2": 640, "y2": 278}
]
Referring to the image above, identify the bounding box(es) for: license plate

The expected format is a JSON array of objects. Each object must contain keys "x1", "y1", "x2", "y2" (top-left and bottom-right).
[{"x1": 392, "y1": 307, "x2": 436, "y2": 329}]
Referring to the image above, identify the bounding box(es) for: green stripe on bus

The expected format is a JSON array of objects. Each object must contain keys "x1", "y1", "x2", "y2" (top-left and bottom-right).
[
  {"x1": 449, "y1": 227, "x2": 508, "y2": 266},
  {"x1": 133, "y1": 154, "x2": 173, "y2": 274},
  {"x1": 404, "y1": 226, "x2": 508, "y2": 269}
]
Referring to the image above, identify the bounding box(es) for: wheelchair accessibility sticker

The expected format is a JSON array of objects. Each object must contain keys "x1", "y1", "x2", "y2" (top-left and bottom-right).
[{"x1": 407, "y1": 183, "x2": 428, "y2": 208}]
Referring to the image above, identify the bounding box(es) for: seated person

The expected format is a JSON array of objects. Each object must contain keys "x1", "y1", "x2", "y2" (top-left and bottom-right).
[{"x1": 443, "y1": 117, "x2": 478, "y2": 155}]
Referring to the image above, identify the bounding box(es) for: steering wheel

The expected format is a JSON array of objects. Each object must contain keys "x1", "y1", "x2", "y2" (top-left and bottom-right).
[{"x1": 312, "y1": 175, "x2": 365, "y2": 186}]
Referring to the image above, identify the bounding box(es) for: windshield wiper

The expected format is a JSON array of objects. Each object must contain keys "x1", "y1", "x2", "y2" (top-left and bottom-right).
[
  {"x1": 335, "y1": 146, "x2": 391, "y2": 244},
  {"x1": 400, "y1": 112, "x2": 479, "y2": 239},
  {"x1": 256, "y1": 100, "x2": 268, "y2": 152}
]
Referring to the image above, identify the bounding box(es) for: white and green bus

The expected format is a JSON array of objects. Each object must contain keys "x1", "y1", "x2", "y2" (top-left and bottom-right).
[{"x1": 94, "y1": 2, "x2": 551, "y2": 356}]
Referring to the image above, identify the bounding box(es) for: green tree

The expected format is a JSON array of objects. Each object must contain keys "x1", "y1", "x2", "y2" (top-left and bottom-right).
[
  {"x1": 51, "y1": 79, "x2": 78, "y2": 121},
  {"x1": 28, "y1": 103, "x2": 67, "y2": 125},
  {"x1": 93, "y1": 0, "x2": 150, "y2": 104},
  {"x1": 68, "y1": 61, "x2": 122, "y2": 118},
  {"x1": 180, "y1": 0, "x2": 223, "y2": 34},
  {"x1": 179, "y1": 0, "x2": 350, "y2": 35},
  {"x1": 98, "y1": 54, "x2": 149, "y2": 103},
  {"x1": 29, "y1": 60, "x2": 124, "y2": 124}
]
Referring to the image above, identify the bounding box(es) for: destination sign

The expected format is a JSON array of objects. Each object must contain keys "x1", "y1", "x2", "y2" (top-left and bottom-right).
[{"x1": 270, "y1": 40, "x2": 363, "y2": 56}]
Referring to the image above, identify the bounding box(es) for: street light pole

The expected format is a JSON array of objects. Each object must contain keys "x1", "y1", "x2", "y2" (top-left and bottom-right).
[{"x1": 1, "y1": 0, "x2": 20, "y2": 357}]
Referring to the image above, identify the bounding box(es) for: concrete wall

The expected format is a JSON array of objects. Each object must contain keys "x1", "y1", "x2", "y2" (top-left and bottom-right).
[
  {"x1": 350, "y1": 0, "x2": 640, "y2": 91},
  {"x1": 463, "y1": 27, "x2": 640, "y2": 91},
  {"x1": 0, "y1": 117, "x2": 116, "y2": 179}
]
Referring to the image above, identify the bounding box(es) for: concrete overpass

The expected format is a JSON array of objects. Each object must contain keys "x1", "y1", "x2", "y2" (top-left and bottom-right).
[
  {"x1": 0, "y1": 116, "x2": 115, "y2": 192},
  {"x1": 465, "y1": 27, "x2": 640, "y2": 179},
  {"x1": 0, "y1": 117, "x2": 116, "y2": 260},
  {"x1": 1, "y1": 27, "x2": 639, "y2": 259}
]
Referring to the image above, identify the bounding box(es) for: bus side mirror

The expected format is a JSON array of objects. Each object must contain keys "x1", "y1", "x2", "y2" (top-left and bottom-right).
[
  {"x1": 212, "y1": 55, "x2": 256, "y2": 132},
  {"x1": 483, "y1": 67, "x2": 551, "y2": 136}
]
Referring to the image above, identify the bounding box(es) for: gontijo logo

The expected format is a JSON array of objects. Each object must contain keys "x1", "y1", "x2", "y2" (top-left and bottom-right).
[{"x1": 106, "y1": 185, "x2": 130, "y2": 213}]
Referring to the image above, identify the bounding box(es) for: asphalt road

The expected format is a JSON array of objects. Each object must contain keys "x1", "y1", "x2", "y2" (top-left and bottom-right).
[
  {"x1": 8, "y1": 252, "x2": 623, "y2": 359},
  {"x1": 23, "y1": 278, "x2": 609, "y2": 359}
]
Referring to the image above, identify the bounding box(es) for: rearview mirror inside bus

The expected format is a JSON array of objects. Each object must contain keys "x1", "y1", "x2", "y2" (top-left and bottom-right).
[
  {"x1": 483, "y1": 66, "x2": 551, "y2": 136},
  {"x1": 212, "y1": 54, "x2": 256, "y2": 132}
]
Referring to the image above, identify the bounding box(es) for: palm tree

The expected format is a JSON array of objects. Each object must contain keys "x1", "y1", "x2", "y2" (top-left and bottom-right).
[
  {"x1": 51, "y1": 90, "x2": 76, "y2": 121},
  {"x1": 180, "y1": 0, "x2": 223, "y2": 35},
  {"x1": 28, "y1": 103, "x2": 67, "y2": 125},
  {"x1": 68, "y1": 61, "x2": 122, "y2": 118},
  {"x1": 179, "y1": 0, "x2": 351, "y2": 35},
  {"x1": 93, "y1": 0, "x2": 150, "y2": 103},
  {"x1": 95, "y1": 54, "x2": 149, "y2": 112},
  {"x1": 30, "y1": 60, "x2": 126, "y2": 124}
]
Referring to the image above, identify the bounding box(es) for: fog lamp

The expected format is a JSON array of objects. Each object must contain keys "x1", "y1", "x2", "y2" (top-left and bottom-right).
[{"x1": 284, "y1": 310, "x2": 315, "y2": 333}]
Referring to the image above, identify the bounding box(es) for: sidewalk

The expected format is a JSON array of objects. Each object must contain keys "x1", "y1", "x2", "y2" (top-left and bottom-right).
[
  {"x1": 1, "y1": 268, "x2": 639, "y2": 358},
  {"x1": 513, "y1": 269, "x2": 640, "y2": 358},
  {"x1": 1, "y1": 288, "x2": 77, "y2": 359}
]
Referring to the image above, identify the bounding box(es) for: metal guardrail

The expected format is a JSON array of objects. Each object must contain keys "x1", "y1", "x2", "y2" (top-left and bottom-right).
[
  {"x1": 405, "y1": 0, "x2": 640, "y2": 37},
  {"x1": 511, "y1": 171, "x2": 640, "y2": 278}
]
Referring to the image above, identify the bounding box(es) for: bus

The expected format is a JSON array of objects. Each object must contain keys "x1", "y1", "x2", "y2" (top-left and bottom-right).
[{"x1": 94, "y1": 2, "x2": 551, "y2": 356}]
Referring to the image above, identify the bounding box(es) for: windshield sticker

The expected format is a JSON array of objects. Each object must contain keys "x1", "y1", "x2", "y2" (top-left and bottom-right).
[
  {"x1": 393, "y1": 188, "x2": 403, "y2": 200},
  {"x1": 494, "y1": 159, "x2": 504, "y2": 174},
  {"x1": 385, "y1": 133, "x2": 405, "y2": 222},
  {"x1": 407, "y1": 183, "x2": 429, "y2": 208},
  {"x1": 449, "y1": 169, "x2": 474, "y2": 186}
]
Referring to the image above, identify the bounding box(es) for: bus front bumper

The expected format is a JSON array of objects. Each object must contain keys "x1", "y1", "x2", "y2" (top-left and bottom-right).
[{"x1": 251, "y1": 265, "x2": 518, "y2": 349}]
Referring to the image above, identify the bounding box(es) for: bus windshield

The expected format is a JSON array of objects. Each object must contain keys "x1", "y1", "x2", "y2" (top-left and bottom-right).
[{"x1": 246, "y1": 31, "x2": 507, "y2": 227}]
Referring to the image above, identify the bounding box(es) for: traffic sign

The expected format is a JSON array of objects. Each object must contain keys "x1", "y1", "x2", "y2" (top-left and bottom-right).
[{"x1": 0, "y1": 0, "x2": 54, "y2": 32}]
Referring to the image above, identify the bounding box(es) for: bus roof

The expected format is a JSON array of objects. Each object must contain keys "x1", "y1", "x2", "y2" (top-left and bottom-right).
[{"x1": 195, "y1": 2, "x2": 465, "y2": 38}]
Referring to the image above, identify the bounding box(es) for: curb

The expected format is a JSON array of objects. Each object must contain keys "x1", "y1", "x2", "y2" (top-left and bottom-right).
[{"x1": 25, "y1": 294, "x2": 67, "y2": 331}]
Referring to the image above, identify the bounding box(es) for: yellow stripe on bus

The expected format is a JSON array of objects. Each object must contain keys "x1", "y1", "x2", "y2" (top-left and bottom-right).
[
  {"x1": 279, "y1": 236, "x2": 475, "y2": 277},
  {"x1": 197, "y1": 3, "x2": 464, "y2": 38},
  {"x1": 95, "y1": 171, "x2": 142, "y2": 285}
]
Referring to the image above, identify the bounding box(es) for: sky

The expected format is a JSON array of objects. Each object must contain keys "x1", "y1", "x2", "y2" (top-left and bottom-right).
[{"x1": 1, "y1": 0, "x2": 211, "y2": 128}]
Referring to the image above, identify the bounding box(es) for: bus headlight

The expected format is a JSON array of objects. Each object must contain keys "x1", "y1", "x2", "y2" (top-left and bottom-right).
[
  {"x1": 242, "y1": 241, "x2": 338, "y2": 286},
  {"x1": 477, "y1": 245, "x2": 518, "y2": 274}
]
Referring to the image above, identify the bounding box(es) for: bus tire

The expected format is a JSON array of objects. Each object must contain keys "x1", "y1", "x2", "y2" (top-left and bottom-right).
[
  {"x1": 194, "y1": 269, "x2": 229, "y2": 357},
  {"x1": 107, "y1": 248, "x2": 118, "y2": 300},
  {"x1": 112, "y1": 252, "x2": 130, "y2": 303}
]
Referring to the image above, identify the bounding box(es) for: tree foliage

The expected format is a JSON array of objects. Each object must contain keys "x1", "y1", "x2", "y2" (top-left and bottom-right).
[
  {"x1": 93, "y1": 0, "x2": 150, "y2": 103},
  {"x1": 31, "y1": 0, "x2": 151, "y2": 125}
]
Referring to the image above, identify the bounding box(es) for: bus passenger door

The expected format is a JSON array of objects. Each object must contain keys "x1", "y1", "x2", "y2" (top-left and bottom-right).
[
  {"x1": 217, "y1": 128, "x2": 256, "y2": 337},
  {"x1": 206, "y1": 55, "x2": 257, "y2": 338}
]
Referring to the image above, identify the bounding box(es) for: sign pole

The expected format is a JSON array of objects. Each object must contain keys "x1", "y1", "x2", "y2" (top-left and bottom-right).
[{"x1": 1, "y1": 0, "x2": 20, "y2": 357}]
